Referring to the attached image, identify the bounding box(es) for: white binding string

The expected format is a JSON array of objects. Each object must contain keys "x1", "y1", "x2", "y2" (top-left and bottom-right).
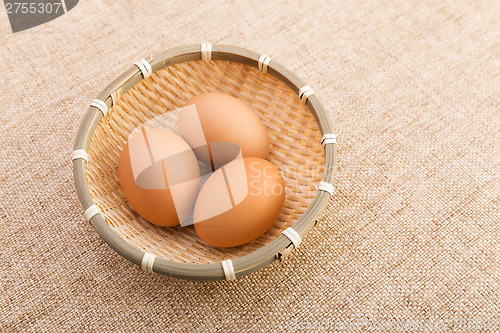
[
  {"x1": 141, "y1": 253, "x2": 156, "y2": 273},
  {"x1": 299, "y1": 85, "x2": 315, "y2": 105},
  {"x1": 90, "y1": 99, "x2": 108, "y2": 116},
  {"x1": 71, "y1": 149, "x2": 89, "y2": 163},
  {"x1": 134, "y1": 59, "x2": 152, "y2": 79},
  {"x1": 83, "y1": 204, "x2": 101, "y2": 222},
  {"x1": 321, "y1": 134, "x2": 337, "y2": 146},
  {"x1": 282, "y1": 227, "x2": 302, "y2": 249},
  {"x1": 201, "y1": 43, "x2": 212, "y2": 61},
  {"x1": 221, "y1": 259, "x2": 236, "y2": 280},
  {"x1": 258, "y1": 54, "x2": 271, "y2": 73},
  {"x1": 318, "y1": 181, "x2": 334, "y2": 196}
]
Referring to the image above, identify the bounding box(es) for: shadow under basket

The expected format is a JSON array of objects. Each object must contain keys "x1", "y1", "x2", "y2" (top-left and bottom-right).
[{"x1": 72, "y1": 44, "x2": 337, "y2": 281}]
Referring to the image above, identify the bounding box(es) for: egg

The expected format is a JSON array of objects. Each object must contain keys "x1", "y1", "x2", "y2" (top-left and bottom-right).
[
  {"x1": 193, "y1": 157, "x2": 285, "y2": 247},
  {"x1": 118, "y1": 128, "x2": 200, "y2": 227},
  {"x1": 178, "y1": 92, "x2": 270, "y2": 170}
]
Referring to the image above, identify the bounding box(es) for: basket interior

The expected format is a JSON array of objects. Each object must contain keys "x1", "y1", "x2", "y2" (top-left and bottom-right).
[{"x1": 86, "y1": 59, "x2": 325, "y2": 264}]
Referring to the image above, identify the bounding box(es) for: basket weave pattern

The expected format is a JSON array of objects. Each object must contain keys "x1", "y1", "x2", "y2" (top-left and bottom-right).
[{"x1": 86, "y1": 60, "x2": 325, "y2": 264}]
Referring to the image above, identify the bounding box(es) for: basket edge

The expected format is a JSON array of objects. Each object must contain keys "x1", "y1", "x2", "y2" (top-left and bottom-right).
[{"x1": 72, "y1": 43, "x2": 337, "y2": 281}]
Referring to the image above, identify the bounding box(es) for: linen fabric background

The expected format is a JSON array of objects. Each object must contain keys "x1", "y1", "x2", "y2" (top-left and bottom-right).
[{"x1": 0, "y1": 0, "x2": 499, "y2": 331}]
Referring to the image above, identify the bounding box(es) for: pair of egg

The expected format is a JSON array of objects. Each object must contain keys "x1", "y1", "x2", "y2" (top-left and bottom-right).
[{"x1": 118, "y1": 93, "x2": 286, "y2": 247}]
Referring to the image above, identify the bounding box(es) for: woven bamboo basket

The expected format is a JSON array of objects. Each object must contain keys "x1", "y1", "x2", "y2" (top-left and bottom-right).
[{"x1": 72, "y1": 44, "x2": 337, "y2": 281}]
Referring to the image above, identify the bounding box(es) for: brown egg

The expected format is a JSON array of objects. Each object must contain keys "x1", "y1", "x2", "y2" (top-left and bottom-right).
[
  {"x1": 193, "y1": 157, "x2": 285, "y2": 247},
  {"x1": 178, "y1": 93, "x2": 270, "y2": 170},
  {"x1": 118, "y1": 128, "x2": 200, "y2": 227}
]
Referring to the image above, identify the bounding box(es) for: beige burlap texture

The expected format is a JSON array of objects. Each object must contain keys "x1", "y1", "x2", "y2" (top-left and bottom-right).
[{"x1": 1, "y1": 0, "x2": 499, "y2": 331}]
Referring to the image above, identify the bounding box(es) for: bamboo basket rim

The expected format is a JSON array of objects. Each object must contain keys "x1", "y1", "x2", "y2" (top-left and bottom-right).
[{"x1": 72, "y1": 44, "x2": 337, "y2": 281}]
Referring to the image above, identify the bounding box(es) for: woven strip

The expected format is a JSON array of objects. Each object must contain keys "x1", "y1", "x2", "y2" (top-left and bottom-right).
[
  {"x1": 141, "y1": 253, "x2": 156, "y2": 273},
  {"x1": 321, "y1": 133, "x2": 337, "y2": 146},
  {"x1": 90, "y1": 99, "x2": 108, "y2": 117},
  {"x1": 71, "y1": 149, "x2": 88, "y2": 163},
  {"x1": 83, "y1": 204, "x2": 100, "y2": 222},
  {"x1": 258, "y1": 54, "x2": 272, "y2": 73},
  {"x1": 201, "y1": 43, "x2": 212, "y2": 61},
  {"x1": 134, "y1": 59, "x2": 152, "y2": 79},
  {"x1": 318, "y1": 181, "x2": 334, "y2": 196},
  {"x1": 111, "y1": 88, "x2": 122, "y2": 106},
  {"x1": 221, "y1": 259, "x2": 236, "y2": 280},
  {"x1": 282, "y1": 227, "x2": 302, "y2": 249},
  {"x1": 299, "y1": 85, "x2": 315, "y2": 105}
]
